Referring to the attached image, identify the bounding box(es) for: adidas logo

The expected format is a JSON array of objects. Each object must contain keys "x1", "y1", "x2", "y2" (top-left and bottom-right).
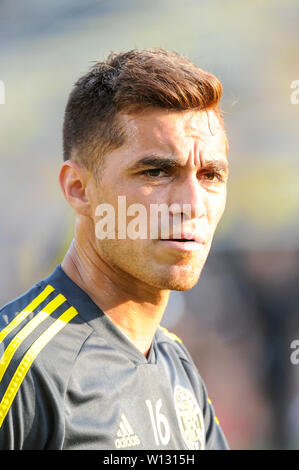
[{"x1": 115, "y1": 413, "x2": 140, "y2": 449}]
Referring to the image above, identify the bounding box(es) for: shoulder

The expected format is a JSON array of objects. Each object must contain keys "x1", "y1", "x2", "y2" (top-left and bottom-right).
[
  {"x1": 155, "y1": 325, "x2": 196, "y2": 365},
  {"x1": 0, "y1": 276, "x2": 92, "y2": 360},
  {"x1": 0, "y1": 272, "x2": 94, "y2": 433}
]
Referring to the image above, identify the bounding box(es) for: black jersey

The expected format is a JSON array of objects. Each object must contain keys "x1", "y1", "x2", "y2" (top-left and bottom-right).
[{"x1": 0, "y1": 265, "x2": 229, "y2": 450}]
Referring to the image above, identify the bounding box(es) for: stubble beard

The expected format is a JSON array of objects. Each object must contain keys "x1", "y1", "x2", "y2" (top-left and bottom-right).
[{"x1": 96, "y1": 238, "x2": 209, "y2": 293}]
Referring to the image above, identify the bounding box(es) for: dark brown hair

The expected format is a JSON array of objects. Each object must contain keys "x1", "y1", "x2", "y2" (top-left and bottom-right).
[{"x1": 63, "y1": 48, "x2": 224, "y2": 172}]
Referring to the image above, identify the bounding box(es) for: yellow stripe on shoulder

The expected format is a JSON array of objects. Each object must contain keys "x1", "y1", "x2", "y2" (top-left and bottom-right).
[
  {"x1": 0, "y1": 294, "x2": 66, "y2": 382},
  {"x1": 0, "y1": 285, "x2": 55, "y2": 344},
  {"x1": 159, "y1": 326, "x2": 182, "y2": 343},
  {"x1": 207, "y1": 397, "x2": 221, "y2": 425},
  {"x1": 0, "y1": 306, "x2": 78, "y2": 428}
]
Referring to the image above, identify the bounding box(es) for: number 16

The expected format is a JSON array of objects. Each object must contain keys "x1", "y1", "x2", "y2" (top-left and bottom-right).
[{"x1": 145, "y1": 399, "x2": 171, "y2": 446}]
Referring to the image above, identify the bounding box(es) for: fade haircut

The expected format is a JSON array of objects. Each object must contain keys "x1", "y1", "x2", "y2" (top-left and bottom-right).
[{"x1": 63, "y1": 48, "x2": 224, "y2": 173}]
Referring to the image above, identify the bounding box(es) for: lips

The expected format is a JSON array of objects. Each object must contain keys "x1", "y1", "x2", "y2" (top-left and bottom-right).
[{"x1": 159, "y1": 232, "x2": 205, "y2": 244}]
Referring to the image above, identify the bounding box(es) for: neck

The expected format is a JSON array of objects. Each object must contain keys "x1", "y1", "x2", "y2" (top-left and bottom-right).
[{"x1": 61, "y1": 238, "x2": 170, "y2": 357}]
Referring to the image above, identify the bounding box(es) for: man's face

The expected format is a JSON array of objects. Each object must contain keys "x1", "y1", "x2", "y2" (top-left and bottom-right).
[{"x1": 88, "y1": 108, "x2": 228, "y2": 291}]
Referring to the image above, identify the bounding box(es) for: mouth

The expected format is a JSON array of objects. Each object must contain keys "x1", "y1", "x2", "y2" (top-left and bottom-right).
[
  {"x1": 160, "y1": 238, "x2": 197, "y2": 244},
  {"x1": 158, "y1": 235, "x2": 205, "y2": 252}
]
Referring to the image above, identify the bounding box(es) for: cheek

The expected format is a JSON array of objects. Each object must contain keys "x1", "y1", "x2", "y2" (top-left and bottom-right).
[{"x1": 206, "y1": 190, "x2": 227, "y2": 229}]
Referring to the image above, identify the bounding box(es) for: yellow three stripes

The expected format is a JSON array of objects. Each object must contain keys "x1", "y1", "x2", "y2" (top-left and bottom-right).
[
  {"x1": 0, "y1": 285, "x2": 55, "y2": 343},
  {"x1": 0, "y1": 285, "x2": 78, "y2": 428},
  {"x1": 0, "y1": 294, "x2": 66, "y2": 382}
]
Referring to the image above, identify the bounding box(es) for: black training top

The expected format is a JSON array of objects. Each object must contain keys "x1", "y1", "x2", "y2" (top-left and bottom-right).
[{"x1": 0, "y1": 265, "x2": 229, "y2": 450}]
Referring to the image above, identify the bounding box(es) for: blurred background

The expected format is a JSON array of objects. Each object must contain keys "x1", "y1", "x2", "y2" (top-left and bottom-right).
[{"x1": 0, "y1": 0, "x2": 298, "y2": 449}]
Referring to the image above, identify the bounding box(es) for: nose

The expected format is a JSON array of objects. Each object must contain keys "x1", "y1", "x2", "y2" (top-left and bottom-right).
[{"x1": 169, "y1": 173, "x2": 207, "y2": 221}]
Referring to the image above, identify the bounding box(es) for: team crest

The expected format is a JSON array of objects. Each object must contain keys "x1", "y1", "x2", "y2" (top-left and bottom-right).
[{"x1": 174, "y1": 385, "x2": 205, "y2": 450}]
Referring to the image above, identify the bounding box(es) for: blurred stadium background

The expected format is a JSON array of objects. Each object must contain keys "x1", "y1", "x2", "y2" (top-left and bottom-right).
[{"x1": 0, "y1": 0, "x2": 298, "y2": 449}]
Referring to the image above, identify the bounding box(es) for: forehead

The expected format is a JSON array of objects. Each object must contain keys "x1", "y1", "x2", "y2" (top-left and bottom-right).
[{"x1": 120, "y1": 108, "x2": 228, "y2": 159}]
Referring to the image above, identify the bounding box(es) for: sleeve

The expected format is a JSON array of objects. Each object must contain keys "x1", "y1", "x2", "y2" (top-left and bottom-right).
[
  {"x1": 0, "y1": 361, "x2": 65, "y2": 450},
  {"x1": 0, "y1": 282, "x2": 75, "y2": 449},
  {"x1": 0, "y1": 365, "x2": 42, "y2": 449},
  {"x1": 0, "y1": 310, "x2": 66, "y2": 449}
]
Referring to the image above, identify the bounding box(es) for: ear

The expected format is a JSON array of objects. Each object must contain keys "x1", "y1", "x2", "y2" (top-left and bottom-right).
[{"x1": 59, "y1": 160, "x2": 92, "y2": 217}]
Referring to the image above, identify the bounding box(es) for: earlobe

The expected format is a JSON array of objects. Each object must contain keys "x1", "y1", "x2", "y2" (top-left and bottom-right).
[{"x1": 59, "y1": 161, "x2": 91, "y2": 216}]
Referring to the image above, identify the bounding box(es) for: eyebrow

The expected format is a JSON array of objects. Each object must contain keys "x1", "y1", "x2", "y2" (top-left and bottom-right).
[{"x1": 128, "y1": 155, "x2": 229, "y2": 173}]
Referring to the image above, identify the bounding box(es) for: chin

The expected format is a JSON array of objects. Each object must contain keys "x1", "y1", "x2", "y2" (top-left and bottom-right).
[
  {"x1": 147, "y1": 266, "x2": 203, "y2": 291},
  {"x1": 165, "y1": 277, "x2": 201, "y2": 291}
]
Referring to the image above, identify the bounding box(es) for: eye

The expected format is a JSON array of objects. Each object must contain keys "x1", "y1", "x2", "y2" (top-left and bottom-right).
[
  {"x1": 142, "y1": 169, "x2": 167, "y2": 178},
  {"x1": 201, "y1": 171, "x2": 224, "y2": 183}
]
